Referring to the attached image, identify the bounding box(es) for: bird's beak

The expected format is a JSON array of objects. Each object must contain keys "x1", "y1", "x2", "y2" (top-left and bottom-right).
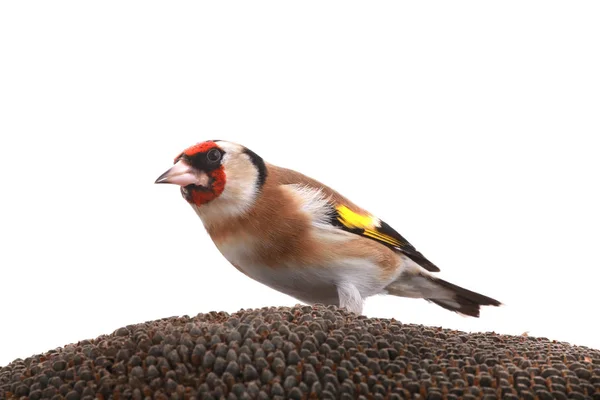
[{"x1": 155, "y1": 160, "x2": 198, "y2": 186}]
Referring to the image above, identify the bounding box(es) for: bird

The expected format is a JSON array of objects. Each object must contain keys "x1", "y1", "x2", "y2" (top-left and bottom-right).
[{"x1": 155, "y1": 140, "x2": 501, "y2": 317}]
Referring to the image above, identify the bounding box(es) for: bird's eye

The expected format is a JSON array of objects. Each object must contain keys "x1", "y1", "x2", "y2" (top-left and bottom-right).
[{"x1": 206, "y1": 148, "x2": 222, "y2": 163}]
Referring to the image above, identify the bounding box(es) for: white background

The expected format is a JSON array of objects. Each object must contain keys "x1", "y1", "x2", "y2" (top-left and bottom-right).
[{"x1": 1, "y1": 1, "x2": 599, "y2": 366}]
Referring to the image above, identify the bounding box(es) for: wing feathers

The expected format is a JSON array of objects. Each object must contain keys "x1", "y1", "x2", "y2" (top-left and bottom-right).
[
  {"x1": 334, "y1": 205, "x2": 440, "y2": 272},
  {"x1": 268, "y1": 164, "x2": 440, "y2": 273}
]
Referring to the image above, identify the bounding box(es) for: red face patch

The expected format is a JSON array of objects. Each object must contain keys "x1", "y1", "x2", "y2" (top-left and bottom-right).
[
  {"x1": 174, "y1": 140, "x2": 227, "y2": 206},
  {"x1": 173, "y1": 141, "x2": 219, "y2": 163},
  {"x1": 190, "y1": 167, "x2": 226, "y2": 206}
]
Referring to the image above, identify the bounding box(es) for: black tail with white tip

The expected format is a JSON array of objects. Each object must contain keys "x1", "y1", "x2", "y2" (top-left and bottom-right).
[
  {"x1": 424, "y1": 277, "x2": 501, "y2": 317},
  {"x1": 385, "y1": 271, "x2": 502, "y2": 318}
]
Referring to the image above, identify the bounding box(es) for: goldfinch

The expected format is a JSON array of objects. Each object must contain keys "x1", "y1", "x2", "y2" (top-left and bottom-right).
[{"x1": 155, "y1": 140, "x2": 501, "y2": 317}]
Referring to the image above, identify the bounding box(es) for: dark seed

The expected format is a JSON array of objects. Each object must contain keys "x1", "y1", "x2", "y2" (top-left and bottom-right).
[{"x1": 65, "y1": 390, "x2": 80, "y2": 400}]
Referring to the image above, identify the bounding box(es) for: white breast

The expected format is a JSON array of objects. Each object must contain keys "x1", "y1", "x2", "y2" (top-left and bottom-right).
[{"x1": 214, "y1": 233, "x2": 395, "y2": 307}]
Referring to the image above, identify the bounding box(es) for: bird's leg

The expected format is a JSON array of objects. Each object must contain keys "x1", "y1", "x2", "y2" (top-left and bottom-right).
[{"x1": 336, "y1": 282, "x2": 364, "y2": 314}]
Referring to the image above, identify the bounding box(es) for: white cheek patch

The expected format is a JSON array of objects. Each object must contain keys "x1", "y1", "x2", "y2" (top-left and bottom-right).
[
  {"x1": 193, "y1": 146, "x2": 261, "y2": 226},
  {"x1": 218, "y1": 152, "x2": 259, "y2": 205}
]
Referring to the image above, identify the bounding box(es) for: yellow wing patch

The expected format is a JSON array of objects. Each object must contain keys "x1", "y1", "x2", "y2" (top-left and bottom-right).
[
  {"x1": 335, "y1": 205, "x2": 402, "y2": 247},
  {"x1": 336, "y1": 205, "x2": 378, "y2": 229},
  {"x1": 334, "y1": 203, "x2": 440, "y2": 272},
  {"x1": 362, "y1": 229, "x2": 403, "y2": 247}
]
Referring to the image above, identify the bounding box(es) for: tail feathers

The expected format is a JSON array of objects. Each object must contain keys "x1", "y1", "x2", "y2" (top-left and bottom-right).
[
  {"x1": 386, "y1": 273, "x2": 502, "y2": 318},
  {"x1": 426, "y1": 276, "x2": 501, "y2": 317}
]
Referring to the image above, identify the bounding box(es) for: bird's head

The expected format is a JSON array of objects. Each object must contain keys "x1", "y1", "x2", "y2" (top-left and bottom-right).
[{"x1": 155, "y1": 140, "x2": 267, "y2": 218}]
